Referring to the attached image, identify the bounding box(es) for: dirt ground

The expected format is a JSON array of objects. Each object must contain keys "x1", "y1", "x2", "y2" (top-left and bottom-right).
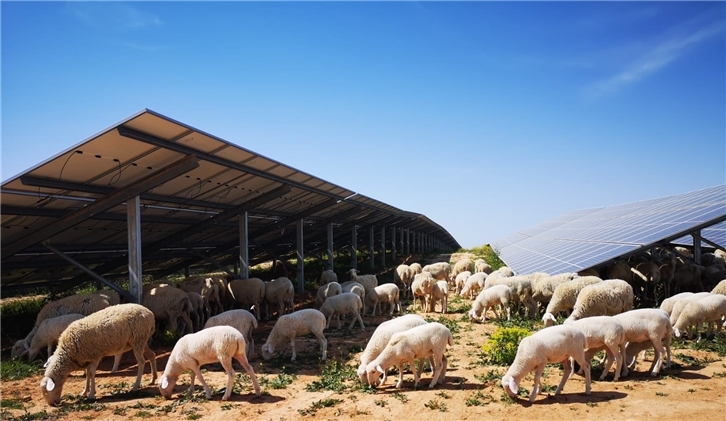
[{"x1": 3, "y1": 293, "x2": 726, "y2": 421}]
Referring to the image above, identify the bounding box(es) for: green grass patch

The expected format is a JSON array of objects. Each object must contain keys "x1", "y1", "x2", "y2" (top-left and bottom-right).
[
  {"x1": 465, "y1": 390, "x2": 493, "y2": 407},
  {"x1": 424, "y1": 399, "x2": 447, "y2": 412},
  {"x1": 481, "y1": 326, "x2": 532, "y2": 366},
  {"x1": 0, "y1": 359, "x2": 43, "y2": 381},
  {"x1": 304, "y1": 359, "x2": 357, "y2": 393},
  {"x1": 297, "y1": 398, "x2": 343, "y2": 416},
  {"x1": 259, "y1": 368, "x2": 297, "y2": 390},
  {"x1": 423, "y1": 315, "x2": 460, "y2": 335}
]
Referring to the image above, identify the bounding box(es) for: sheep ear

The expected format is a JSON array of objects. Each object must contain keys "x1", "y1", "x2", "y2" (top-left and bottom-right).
[
  {"x1": 23, "y1": 341, "x2": 30, "y2": 351},
  {"x1": 45, "y1": 378, "x2": 55, "y2": 391},
  {"x1": 674, "y1": 328, "x2": 681, "y2": 338},
  {"x1": 376, "y1": 365, "x2": 384, "y2": 374},
  {"x1": 160, "y1": 377, "x2": 169, "y2": 389},
  {"x1": 508, "y1": 377, "x2": 518, "y2": 394}
]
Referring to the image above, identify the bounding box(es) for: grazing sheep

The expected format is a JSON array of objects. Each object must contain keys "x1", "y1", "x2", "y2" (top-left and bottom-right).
[
  {"x1": 14, "y1": 291, "x2": 118, "y2": 359},
  {"x1": 431, "y1": 280, "x2": 449, "y2": 314},
  {"x1": 712, "y1": 279, "x2": 726, "y2": 296},
  {"x1": 142, "y1": 284, "x2": 194, "y2": 336},
  {"x1": 263, "y1": 276, "x2": 295, "y2": 320},
  {"x1": 565, "y1": 279, "x2": 634, "y2": 323},
  {"x1": 612, "y1": 309, "x2": 672, "y2": 376},
  {"x1": 563, "y1": 316, "x2": 626, "y2": 381},
  {"x1": 319, "y1": 269, "x2": 338, "y2": 286},
  {"x1": 450, "y1": 258, "x2": 474, "y2": 281},
  {"x1": 186, "y1": 291, "x2": 207, "y2": 332},
  {"x1": 341, "y1": 281, "x2": 367, "y2": 314},
  {"x1": 672, "y1": 262, "x2": 703, "y2": 294},
  {"x1": 497, "y1": 266, "x2": 515, "y2": 277},
  {"x1": 314, "y1": 281, "x2": 342, "y2": 309},
  {"x1": 469, "y1": 284, "x2": 512, "y2": 322},
  {"x1": 673, "y1": 294, "x2": 726, "y2": 341},
  {"x1": 394, "y1": 265, "x2": 415, "y2": 298},
  {"x1": 356, "y1": 315, "x2": 428, "y2": 385},
  {"x1": 261, "y1": 309, "x2": 328, "y2": 361},
  {"x1": 605, "y1": 261, "x2": 632, "y2": 282},
  {"x1": 158, "y1": 325, "x2": 260, "y2": 401},
  {"x1": 486, "y1": 275, "x2": 538, "y2": 318},
  {"x1": 454, "y1": 271, "x2": 472, "y2": 296},
  {"x1": 227, "y1": 278, "x2": 266, "y2": 320},
  {"x1": 411, "y1": 272, "x2": 436, "y2": 313},
  {"x1": 530, "y1": 272, "x2": 578, "y2": 312},
  {"x1": 320, "y1": 292, "x2": 365, "y2": 329},
  {"x1": 365, "y1": 322, "x2": 453, "y2": 389},
  {"x1": 365, "y1": 283, "x2": 402, "y2": 316},
  {"x1": 25, "y1": 314, "x2": 85, "y2": 362},
  {"x1": 631, "y1": 261, "x2": 662, "y2": 303},
  {"x1": 475, "y1": 259, "x2": 492, "y2": 274},
  {"x1": 501, "y1": 324, "x2": 591, "y2": 403},
  {"x1": 179, "y1": 276, "x2": 224, "y2": 316},
  {"x1": 542, "y1": 276, "x2": 603, "y2": 326},
  {"x1": 409, "y1": 263, "x2": 423, "y2": 276},
  {"x1": 347, "y1": 269, "x2": 379, "y2": 295},
  {"x1": 40, "y1": 304, "x2": 158, "y2": 405},
  {"x1": 203, "y1": 309, "x2": 258, "y2": 360},
  {"x1": 659, "y1": 292, "x2": 694, "y2": 316},
  {"x1": 460, "y1": 272, "x2": 487, "y2": 300},
  {"x1": 422, "y1": 262, "x2": 452, "y2": 284},
  {"x1": 669, "y1": 292, "x2": 712, "y2": 326}
]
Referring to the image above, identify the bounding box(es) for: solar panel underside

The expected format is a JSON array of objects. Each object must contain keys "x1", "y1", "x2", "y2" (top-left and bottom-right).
[
  {"x1": 492, "y1": 185, "x2": 726, "y2": 275},
  {"x1": 672, "y1": 221, "x2": 726, "y2": 248}
]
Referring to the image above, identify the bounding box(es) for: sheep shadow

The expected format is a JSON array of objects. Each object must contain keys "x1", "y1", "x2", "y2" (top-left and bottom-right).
[{"x1": 518, "y1": 390, "x2": 628, "y2": 406}]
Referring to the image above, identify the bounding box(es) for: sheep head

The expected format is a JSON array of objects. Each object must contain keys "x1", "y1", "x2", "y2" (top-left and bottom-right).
[{"x1": 501, "y1": 374, "x2": 519, "y2": 398}]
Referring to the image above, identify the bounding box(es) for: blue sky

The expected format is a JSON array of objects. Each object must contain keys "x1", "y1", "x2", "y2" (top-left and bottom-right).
[{"x1": 2, "y1": 2, "x2": 725, "y2": 249}]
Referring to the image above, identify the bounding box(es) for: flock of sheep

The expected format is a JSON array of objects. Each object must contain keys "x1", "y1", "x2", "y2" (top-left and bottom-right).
[{"x1": 7, "y1": 246, "x2": 726, "y2": 407}]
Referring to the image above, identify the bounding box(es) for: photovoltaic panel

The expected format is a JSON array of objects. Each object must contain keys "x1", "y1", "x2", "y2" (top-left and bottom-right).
[{"x1": 491, "y1": 185, "x2": 726, "y2": 275}]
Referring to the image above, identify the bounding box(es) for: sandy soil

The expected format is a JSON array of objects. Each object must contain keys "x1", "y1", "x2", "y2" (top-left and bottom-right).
[{"x1": 2, "y1": 289, "x2": 725, "y2": 421}]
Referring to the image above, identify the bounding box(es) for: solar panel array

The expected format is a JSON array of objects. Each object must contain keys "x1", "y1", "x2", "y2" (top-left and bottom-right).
[
  {"x1": 491, "y1": 185, "x2": 726, "y2": 275},
  {"x1": 1, "y1": 109, "x2": 460, "y2": 292}
]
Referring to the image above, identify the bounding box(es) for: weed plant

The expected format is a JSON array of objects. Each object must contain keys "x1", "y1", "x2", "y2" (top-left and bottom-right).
[{"x1": 481, "y1": 326, "x2": 532, "y2": 366}]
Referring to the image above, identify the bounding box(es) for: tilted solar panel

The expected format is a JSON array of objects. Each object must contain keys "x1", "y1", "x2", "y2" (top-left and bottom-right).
[{"x1": 491, "y1": 185, "x2": 726, "y2": 275}]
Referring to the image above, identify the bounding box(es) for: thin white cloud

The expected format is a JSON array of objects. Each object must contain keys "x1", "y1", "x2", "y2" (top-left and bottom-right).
[
  {"x1": 66, "y1": 2, "x2": 163, "y2": 31},
  {"x1": 588, "y1": 20, "x2": 724, "y2": 97},
  {"x1": 121, "y1": 42, "x2": 167, "y2": 53}
]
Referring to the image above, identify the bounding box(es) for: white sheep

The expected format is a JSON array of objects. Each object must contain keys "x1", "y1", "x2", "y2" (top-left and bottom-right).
[
  {"x1": 469, "y1": 284, "x2": 512, "y2": 322},
  {"x1": 356, "y1": 314, "x2": 428, "y2": 385},
  {"x1": 501, "y1": 324, "x2": 591, "y2": 403},
  {"x1": 13, "y1": 290, "x2": 119, "y2": 359},
  {"x1": 497, "y1": 266, "x2": 515, "y2": 277},
  {"x1": 227, "y1": 277, "x2": 266, "y2": 320},
  {"x1": 454, "y1": 271, "x2": 471, "y2": 296},
  {"x1": 530, "y1": 272, "x2": 578, "y2": 312},
  {"x1": 24, "y1": 314, "x2": 85, "y2": 362},
  {"x1": 365, "y1": 283, "x2": 402, "y2": 316},
  {"x1": 394, "y1": 264, "x2": 415, "y2": 298},
  {"x1": 563, "y1": 316, "x2": 626, "y2": 381},
  {"x1": 659, "y1": 292, "x2": 694, "y2": 316},
  {"x1": 431, "y1": 280, "x2": 449, "y2": 314},
  {"x1": 142, "y1": 284, "x2": 194, "y2": 336},
  {"x1": 474, "y1": 259, "x2": 492, "y2": 274},
  {"x1": 565, "y1": 279, "x2": 633, "y2": 323},
  {"x1": 450, "y1": 258, "x2": 474, "y2": 280},
  {"x1": 261, "y1": 308, "x2": 328, "y2": 361},
  {"x1": 411, "y1": 271, "x2": 435, "y2": 313},
  {"x1": 40, "y1": 303, "x2": 158, "y2": 405},
  {"x1": 263, "y1": 276, "x2": 295, "y2": 320},
  {"x1": 319, "y1": 269, "x2": 338, "y2": 286},
  {"x1": 319, "y1": 292, "x2": 365, "y2": 329},
  {"x1": 347, "y1": 268, "x2": 379, "y2": 295},
  {"x1": 365, "y1": 322, "x2": 453, "y2": 389},
  {"x1": 673, "y1": 294, "x2": 726, "y2": 341},
  {"x1": 314, "y1": 281, "x2": 342, "y2": 309},
  {"x1": 409, "y1": 262, "x2": 423, "y2": 275},
  {"x1": 485, "y1": 275, "x2": 538, "y2": 318},
  {"x1": 669, "y1": 292, "x2": 712, "y2": 326},
  {"x1": 711, "y1": 279, "x2": 726, "y2": 296},
  {"x1": 158, "y1": 325, "x2": 260, "y2": 401},
  {"x1": 612, "y1": 309, "x2": 672, "y2": 376},
  {"x1": 542, "y1": 276, "x2": 603, "y2": 326},
  {"x1": 203, "y1": 309, "x2": 258, "y2": 360},
  {"x1": 460, "y1": 272, "x2": 487, "y2": 300},
  {"x1": 341, "y1": 281, "x2": 367, "y2": 314},
  {"x1": 179, "y1": 276, "x2": 224, "y2": 316},
  {"x1": 422, "y1": 262, "x2": 452, "y2": 284}
]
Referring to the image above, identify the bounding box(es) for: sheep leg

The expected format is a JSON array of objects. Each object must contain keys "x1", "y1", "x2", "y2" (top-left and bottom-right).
[
  {"x1": 144, "y1": 345, "x2": 158, "y2": 384},
  {"x1": 336, "y1": 314, "x2": 342, "y2": 330},
  {"x1": 325, "y1": 314, "x2": 333, "y2": 329},
  {"x1": 111, "y1": 352, "x2": 123, "y2": 373},
  {"x1": 289, "y1": 338, "x2": 298, "y2": 361},
  {"x1": 311, "y1": 329, "x2": 327, "y2": 361},
  {"x1": 191, "y1": 368, "x2": 213, "y2": 399},
  {"x1": 649, "y1": 338, "x2": 666, "y2": 376},
  {"x1": 437, "y1": 355, "x2": 447, "y2": 385},
  {"x1": 231, "y1": 354, "x2": 259, "y2": 397},
  {"x1": 350, "y1": 311, "x2": 365, "y2": 329},
  {"x1": 601, "y1": 345, "x2": 621, "y2": 381},
  {"x1": 530, "y1": 365, "x2": 545, "y2": 403},
  {"x1": 572, "y1": 353, "x2": 592, "y2": 396},
  {"x1": 219, "y1": 358, "x2": 236, "y2": 401},
  {"x1": 394, "y1": 365, "x2": 404, "y2": 389},
  {"x1": 411, "y1": 359, "x2": 421, "y2": 389},
  {"x1": 85, "y1": 360, "x2": 100, "y2": 400}
]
